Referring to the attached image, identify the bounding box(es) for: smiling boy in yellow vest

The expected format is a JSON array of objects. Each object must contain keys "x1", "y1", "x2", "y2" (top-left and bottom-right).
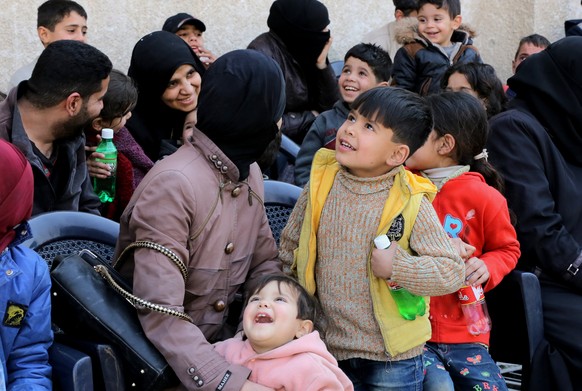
[{"x1": 280, "y1": 86, "x2": 464, "y2": 389}]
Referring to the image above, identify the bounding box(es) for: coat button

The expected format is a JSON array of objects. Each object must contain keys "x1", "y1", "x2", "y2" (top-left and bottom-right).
[
  {"x1": 221, "y1": 165, "x2": 228, "y2": 173},
  {"x1": 231, "y1": 187, "x2": 241, "y2": 197},
  {"x1": 210, "y1": 154, "x2": 218, "y2": 161},
  {"x1": 6, "y1": 269, "x2": 13, "y2": 276},
  {"x1": 188, "y1": 367, "x2": 196, "y2": 374},
  {"x1": 213, "y1": 300, "x2": 226, "y2": 312},
  {"x1": 224, "y1": 243, "x2": 234, "y2": 254}
]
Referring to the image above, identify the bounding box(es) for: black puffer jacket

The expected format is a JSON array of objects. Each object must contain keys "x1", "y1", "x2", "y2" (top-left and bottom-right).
[
  {"x1": 248, "y1": 32, "x2": 339, "y2": 144},
  {"x1": 391, "y1": 19, "x2": 481, "y2": 95}
]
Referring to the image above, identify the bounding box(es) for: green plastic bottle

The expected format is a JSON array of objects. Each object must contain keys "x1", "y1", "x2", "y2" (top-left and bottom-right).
[
  {"x1": 374, "y1": 234, "x2": 426, "y2": 320},
  {"x1": 92, "y1": 128, "x2": 117, "y2": 203}
]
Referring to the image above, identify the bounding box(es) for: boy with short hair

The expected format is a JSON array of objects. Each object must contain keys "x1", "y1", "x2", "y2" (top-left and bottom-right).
[
  {"x1": 391, "y1": 0, "x2": 481, "y2": 95},
  {"x1": 294, "y1": 43, "x2": 391, "y2": 186},
  {"x1": 9, "y1": 0, "x2": 88, "y2": 89},
  {"x1": 511, "y1": 33, "x2": 550, "y2": 74},
  {"x1": 363, "y1": 0, "x2": 419, "y2": 61},
  {"x1": 280, "y1": 86, "x2": 465, "y2": 389},
  {"x1": 162, "y1": 12, "x2": 217, "y2": 68}
]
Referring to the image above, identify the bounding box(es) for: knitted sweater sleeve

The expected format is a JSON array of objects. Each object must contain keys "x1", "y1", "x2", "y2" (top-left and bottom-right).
[
  {"x1": 279, "y1": 184, "x2": 309, "y2": 277},
  {"x1": 392, "y1": 197, "x2": 465, "y2": 296}
]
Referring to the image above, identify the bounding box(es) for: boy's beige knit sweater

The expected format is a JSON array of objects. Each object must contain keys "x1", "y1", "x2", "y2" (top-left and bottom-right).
[{"x1": 280, "y1": 167, "x2": 464, "y2": 362}]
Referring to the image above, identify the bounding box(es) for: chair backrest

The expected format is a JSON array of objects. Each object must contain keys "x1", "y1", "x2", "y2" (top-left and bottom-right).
[
  {"x1": 264, "y1": 180, "x2": 302, "y2": 246},
  {"x1": 330, "y1": 60, "x2": 344, "y2": 80},
  {"x1": 22, "y1": 211, "x2": 120, "y2": 269},
  {"x1": 486, "y1": 269, "x2": 544, "y2": 389}
]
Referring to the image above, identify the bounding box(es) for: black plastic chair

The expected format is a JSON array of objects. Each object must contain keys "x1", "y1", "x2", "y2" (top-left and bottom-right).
[
  {"x1": 23, "y1": 211, "x2": 124, "y2": 391},
  {"x1": 264, "y1": 180, "x2": 302, "y2": 246},
  {"x1": 330, "y1": 60, "x2": 344, "y2": 80},
  {"x1": 50, "y1": 342, "x2": 94, "y2": 391},
  {"x1": 486, "y1": 270, "x2": 544, "y2": 390},
  {"x1": 22, "y1": 211, "x2": 119, "y2": 268}
]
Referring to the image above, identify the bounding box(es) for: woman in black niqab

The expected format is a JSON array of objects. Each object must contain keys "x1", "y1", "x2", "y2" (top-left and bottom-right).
[
  {"x1": 507, "y1": 36, "x2": 582, "y2": 166},
  {"x1": 127, "y1": 31, "x2": 206, "y2": 161},
  {"x1": 196, "y1": 49, "x2": 286, "y2": 181}
]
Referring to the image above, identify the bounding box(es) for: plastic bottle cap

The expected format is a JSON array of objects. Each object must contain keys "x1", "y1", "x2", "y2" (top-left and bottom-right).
[
  {"x1": 374, "y1": 234, "x2": 391, "y2": 249},
  {"x1": 101, "y1": 128, "x2": 114, "y2": 139}
]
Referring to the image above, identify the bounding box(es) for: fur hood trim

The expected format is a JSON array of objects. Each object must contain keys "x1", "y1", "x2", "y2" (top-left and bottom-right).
[{"x1": 395, "y1": 17, "x2": 477, "y2": 45}]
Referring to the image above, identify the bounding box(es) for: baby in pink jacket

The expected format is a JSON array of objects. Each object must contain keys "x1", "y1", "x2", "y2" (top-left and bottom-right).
[{"x1": 214, "y1": 274, "x2": 353, "y2": 391}]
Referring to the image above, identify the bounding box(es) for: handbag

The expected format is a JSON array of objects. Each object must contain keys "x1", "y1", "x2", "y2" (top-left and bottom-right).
[{"x1": 50, "y1": 242, "x2": 191, "y2": 391}]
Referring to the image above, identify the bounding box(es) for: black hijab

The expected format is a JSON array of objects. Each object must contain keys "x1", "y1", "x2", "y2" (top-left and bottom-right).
[
  {"x1": 267, "y1": 0, "x2": 330, "y2": 72},
  {"x1": 127, "y1": 31, "x2": 205, "y2": 161},
  {"x1": 508, "y1": 36, "x2": 582, "y2": 166},
  {"x1": 196, "y1": 50, "x2": 286, "y2": 181}
]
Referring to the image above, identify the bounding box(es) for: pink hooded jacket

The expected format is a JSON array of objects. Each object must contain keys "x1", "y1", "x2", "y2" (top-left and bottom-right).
[{"x1": 214, "y1": 331, "x2": 353, "y2": 390}]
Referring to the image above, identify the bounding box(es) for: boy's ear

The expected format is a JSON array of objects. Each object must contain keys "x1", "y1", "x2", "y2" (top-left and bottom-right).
[
  {"x1": 376, "y1": 81, "x2": 390, "y2": 87},
  {"x1": 394, "y1": 9, "x2": 405, "y2": 21},
  {"x1": 387, "y1": 144, "x2": 410, "y2": 167},
  {"x1": 295, "y1": 319, "x2": 314, "y2": 339},
  {"x1": 37, "y1": 26, "x2": 51, "y2": 46},
  {"x1": 452, "y1": 15, "x2": 462, "y2": 30},
  {"x1": 437, "y1": 134, "x2": 456, "y2": 155}
]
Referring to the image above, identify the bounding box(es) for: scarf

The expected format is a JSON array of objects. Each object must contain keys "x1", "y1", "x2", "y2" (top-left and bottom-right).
[
  {"x1": 508, "y1": 36, "x2": 582, "y2": 166},
  {"x1": 127, "y1": 31, "x2": 205, "y2": 161},
  {"x1": 196, "y1": 49, "x2": 286, "y2": 181},
  {"x1": 0, "y1": 140, "x2": 33, "y2": 253}
]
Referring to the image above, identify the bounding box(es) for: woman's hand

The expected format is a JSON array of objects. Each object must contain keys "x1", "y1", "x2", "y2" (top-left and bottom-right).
[
  {"x1": 316, "y1": 35, "x2": 333, "y2": 70},
  {"x1": 371, "y1": 243, "x2": 398, "y2": 280}
]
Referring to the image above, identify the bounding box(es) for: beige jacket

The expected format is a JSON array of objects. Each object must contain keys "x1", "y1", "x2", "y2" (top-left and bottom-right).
[{"x1": 115, "y1": 128, "x2": 282, "y2": 391}]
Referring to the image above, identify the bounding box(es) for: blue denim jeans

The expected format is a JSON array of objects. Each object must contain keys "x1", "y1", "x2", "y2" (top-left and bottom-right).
[
  {"x1": 338, "y1": 356, "x2": 423, "y2": 391},
  {"x1": 423, "y1": 342, "x2": 508, "y2": 391}
]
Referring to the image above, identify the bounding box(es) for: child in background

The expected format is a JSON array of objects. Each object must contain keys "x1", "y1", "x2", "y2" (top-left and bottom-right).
[
  {"x1": 405, "y1": 91, "x2": 520, "y2": 391},
  {"x1": 442, "y1": 62, "x2": 507, "y2": 118},
  {"x1": 280, "y1": 87, "x2": 464, "y2": 390},
  {"x1": 294, "y1": 43, "x2": 392, "y2": 186},
  {"x1": 86, "y1": 69, "x2": 151, "y2": 221},
  {"x1": 391, "y1": 0, "x2": 481, "y2": 95},
  {"x1": 0, "y1": 139, "x2": 52, "y2": 390},
  {"x1": 162, "y1": 12, "x2": 217, "y2": 68},
  {"x1": 362, "y1": 0, "x2": 419, "y2": 61},
  {"x1": 505, "y1": 34, "x2": 550, "y2": 99},
  {"x1": 214, "y1": 274, "x2": 353, "y2": 390}
]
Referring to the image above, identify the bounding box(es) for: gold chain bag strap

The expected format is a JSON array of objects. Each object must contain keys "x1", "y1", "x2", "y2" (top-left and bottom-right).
[{"x1": 94, "y1": 241, "x2": 193, "y2": 323}]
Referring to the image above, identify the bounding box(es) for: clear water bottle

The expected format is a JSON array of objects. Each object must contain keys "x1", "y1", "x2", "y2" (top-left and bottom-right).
[
  {"x1": 92, "y1": 128, "x2": 117, "y2": 203},
  {"x1": 458, "y1": 285, "x2": 492, "y2": 335},
  {"x1": 374, "y1": 235, "x2": 426, "y2": 320}
]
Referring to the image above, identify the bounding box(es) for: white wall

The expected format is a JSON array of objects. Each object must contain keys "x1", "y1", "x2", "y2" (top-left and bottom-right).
[{"x1": 1, "y1": 0, "x2": 581, "y2": 93}]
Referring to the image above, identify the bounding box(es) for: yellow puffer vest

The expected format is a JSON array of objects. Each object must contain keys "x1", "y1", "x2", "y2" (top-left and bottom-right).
[{"x1": 294, "y1": 149, "x2": 437, "y2": 356}]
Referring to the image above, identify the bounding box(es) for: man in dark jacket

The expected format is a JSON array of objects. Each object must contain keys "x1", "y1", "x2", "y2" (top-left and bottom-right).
[{"x1": 0, "y1": 40, "x2": 112, "y2": 216}]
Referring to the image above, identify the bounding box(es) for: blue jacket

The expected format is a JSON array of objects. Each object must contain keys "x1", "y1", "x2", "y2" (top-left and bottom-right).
[
  {"x1": 294, "y1": 100, "x2": 350, "y2": 186},
  {"x1": 1, "y1": 225, "x2": 52, "y2": 390}
]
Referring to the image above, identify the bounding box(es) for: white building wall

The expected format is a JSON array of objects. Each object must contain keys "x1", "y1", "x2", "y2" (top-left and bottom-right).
[{"x1": 1, "y1": 0, "x2": 581, "y2": 93}]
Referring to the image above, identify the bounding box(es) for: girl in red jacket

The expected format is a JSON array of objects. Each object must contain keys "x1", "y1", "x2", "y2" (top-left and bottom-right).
[{"x1": 406, "y1": 91, "x2": 520, "y2": 391}]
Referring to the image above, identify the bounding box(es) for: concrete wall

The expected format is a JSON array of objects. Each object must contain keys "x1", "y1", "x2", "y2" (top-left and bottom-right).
[{"x1": 1, "y1": 0, "x2": 581, "y2": 93}]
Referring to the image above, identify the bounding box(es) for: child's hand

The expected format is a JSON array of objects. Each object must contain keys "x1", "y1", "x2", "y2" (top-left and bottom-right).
[
  {"x1": 87, "y1": 152, "x2": 111, "y2": 179},
  {"x1": 197, "y1": 47, "x2": 216, "y2": 68},
  {"x1": 464, "y1": 257, "x2": 490, "y2": 287},
  {"x1": 371, "y1": 243, "x2": 398, "y2": 280},
  {"x1": 316, "y1": 35, "x2": 333, "y2": 70},
  {"x1": 450, "y1": 237, "x2": 476, "y2": 261}
]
